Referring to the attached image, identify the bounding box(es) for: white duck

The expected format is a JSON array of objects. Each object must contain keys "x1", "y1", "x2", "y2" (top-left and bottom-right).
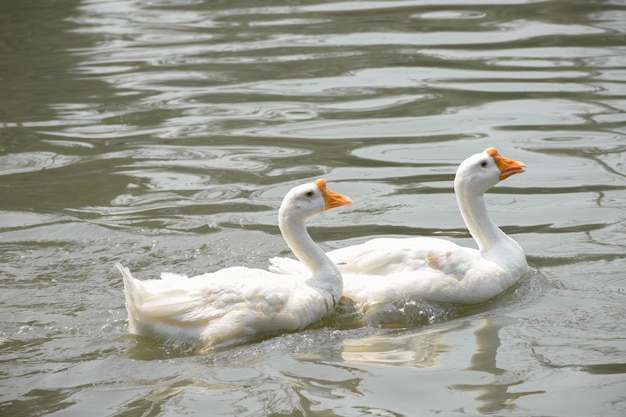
[
  {"x1": 270, "y1": 148, "x2": 529, "y2": 310},
  {"x1": 116, "y1": 179, "x2": 352, "y2": 349}
]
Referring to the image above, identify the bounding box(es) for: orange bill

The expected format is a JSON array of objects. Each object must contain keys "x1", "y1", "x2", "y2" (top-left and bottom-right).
[
  {"x1": 486, "y1": 147, "x2": 526, "y2": 180},
  {"x1": 314, "y1": 179, "x2": 353, "y2": 210}
]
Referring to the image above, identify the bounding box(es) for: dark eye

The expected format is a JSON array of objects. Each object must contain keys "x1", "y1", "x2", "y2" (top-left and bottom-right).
[
  {"x1": 306, "y1": 191, "x2": 315, "y2": 197},
  {"x1": 480, "y1": 161, "x2": 488, "y2": 168}
]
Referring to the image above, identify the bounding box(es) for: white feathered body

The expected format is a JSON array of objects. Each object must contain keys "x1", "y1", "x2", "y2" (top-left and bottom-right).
[
  {"x1": 270, "y1": 235, "x2": 528, "y2": 308},
  {"x1": 117, "y1": 263, "x2": 338, "y2": 348}
]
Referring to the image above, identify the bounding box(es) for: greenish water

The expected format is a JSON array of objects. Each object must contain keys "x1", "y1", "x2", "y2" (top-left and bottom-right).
[{"x1": 1, "y1": 0, "x2": 625, "y2": 416}]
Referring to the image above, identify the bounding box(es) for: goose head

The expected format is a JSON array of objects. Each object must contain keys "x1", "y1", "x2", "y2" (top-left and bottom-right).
[
  {"x1": 454, "y1": 147, "x2": 526, "y2": 195},
  {"x1": 279, "y1": 179, "x2": 353, "y2": 222}
]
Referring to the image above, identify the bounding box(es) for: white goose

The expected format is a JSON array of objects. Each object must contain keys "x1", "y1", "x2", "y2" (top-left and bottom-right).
[
  {"x1": 116, "y1": 179, "x2": 352, "y2": 349},
  {"x1": 270, "y1": 148, "x2": 529, "y2": 310}
]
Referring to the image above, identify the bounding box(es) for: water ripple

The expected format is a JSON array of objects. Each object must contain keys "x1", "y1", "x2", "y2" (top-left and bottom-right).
[
  {"x1": 0, "y1": 152, "x2": 81, "y2": 176},
  {"x1": 2, "y1": 0, "x2": 626, "y2": 415}
]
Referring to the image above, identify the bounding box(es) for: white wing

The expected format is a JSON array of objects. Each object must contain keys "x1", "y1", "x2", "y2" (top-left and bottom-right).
[
  {"x1": 118, "y1": 264, "x2": 334, "y2": 347},
  {"x1": 269, "y1": 237, "x2": 511, "y2": 306}
]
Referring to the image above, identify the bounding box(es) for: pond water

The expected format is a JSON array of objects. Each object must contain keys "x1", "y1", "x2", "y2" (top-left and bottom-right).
[{"x1": 1, "y1": 0, "x2": 625, "y2": 416}]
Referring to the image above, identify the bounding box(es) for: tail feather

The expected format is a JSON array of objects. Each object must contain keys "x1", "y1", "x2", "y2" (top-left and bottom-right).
[{"x1": 115, "y1": 263, "x2": 144, "y2": 332}]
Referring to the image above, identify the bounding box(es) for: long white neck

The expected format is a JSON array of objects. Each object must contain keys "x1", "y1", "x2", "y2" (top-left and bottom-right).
[
  {"x1": 278, "y1": 213, "x2": 342, "y2": 296},
  {"x1": 455, "y1": 187, "x2": 517, "y2": 256}
]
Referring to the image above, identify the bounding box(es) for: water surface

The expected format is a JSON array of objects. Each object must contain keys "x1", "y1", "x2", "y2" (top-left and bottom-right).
[{"x1": 1, "y1": 0, "x2": 625, "y2": 416}]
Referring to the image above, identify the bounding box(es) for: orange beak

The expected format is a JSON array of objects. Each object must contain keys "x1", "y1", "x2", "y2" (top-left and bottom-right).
[
  {"x1": 314, "y1": 179, "x2": 353, "y2": 210},
  {"x1": 486, "y1": 147, "x2": 526, "y2": 180}
]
